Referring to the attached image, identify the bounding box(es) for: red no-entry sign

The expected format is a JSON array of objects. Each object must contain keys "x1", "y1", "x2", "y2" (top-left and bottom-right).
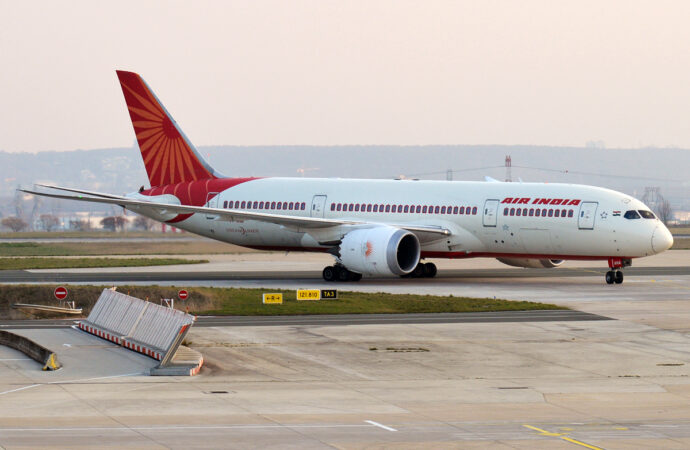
[
  {"x1": 178, "y1": 290, "x2": 188, "y2": 300},
  {"x1": 54, "y1": 286, "x2": 68, "y2": 300}
]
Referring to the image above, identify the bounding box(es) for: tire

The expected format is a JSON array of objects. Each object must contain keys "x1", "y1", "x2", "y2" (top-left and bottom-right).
[
  {"x1": 605, "y1": 271, "x2": 614, "y2": 284},
  {"x1": 615, "y1": 271, "x2": 624, "y2": 284},
  {"x1": 350, "y1": 272, "x2": 362, "y2": 281},
  {"x1": 322, "y1": 266, "x2": 336, "y2": 282},
  {"x1": 412, "y1": 264, "x2": 426, "y2": 278},
  {"x1": 424, "y1": 262, "x2": 437, "y2": 278},
  {"x1": 337, "y1": 267, "x2": 351, "y2": 282}
]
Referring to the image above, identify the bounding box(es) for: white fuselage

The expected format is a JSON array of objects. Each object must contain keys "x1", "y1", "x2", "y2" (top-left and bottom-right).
[{"x1": 151, "y1": 177, "x2": 673, "y2": 261}]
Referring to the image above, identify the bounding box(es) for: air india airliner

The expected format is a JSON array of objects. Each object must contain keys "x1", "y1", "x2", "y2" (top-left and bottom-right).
[{"x1": 22, "y1": 71, "x2": 674, "y2": 284}]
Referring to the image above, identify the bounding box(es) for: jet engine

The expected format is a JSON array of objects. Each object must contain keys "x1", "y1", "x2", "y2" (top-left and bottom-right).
[
  {"x1": 496, "y1": 258, "x2": 565, "y2": 269},
  {"x1": 339, "y1": 226, "x2": 420, "y2": 276}
]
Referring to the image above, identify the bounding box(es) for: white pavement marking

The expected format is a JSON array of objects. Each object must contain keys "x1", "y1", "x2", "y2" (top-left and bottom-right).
[
  {"x1": 365, "y1": 420, "x2": 398, "y2": 432},
  {"x1": 0, "y1": 372, "x2": 144, "y2": 396},
  {"x1": 0, "y1": 384, "x2": 40, "y2": 395},
  {"x1": 0, "y1": 424, "x2": 379, "y2": 432}
]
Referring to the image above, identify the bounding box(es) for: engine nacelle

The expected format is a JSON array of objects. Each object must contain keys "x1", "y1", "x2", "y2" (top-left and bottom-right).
[
  {"x1": 340, "y1": 226, "x2": 420, "y2": 276},
  {"x1": 496, "y1": 258, "x2": 565, "y2": 269}
]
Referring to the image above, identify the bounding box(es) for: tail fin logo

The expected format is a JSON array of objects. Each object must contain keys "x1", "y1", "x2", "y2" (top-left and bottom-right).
[{"x1": 116, "y1": 71, "x2": 215, "y2": 187}]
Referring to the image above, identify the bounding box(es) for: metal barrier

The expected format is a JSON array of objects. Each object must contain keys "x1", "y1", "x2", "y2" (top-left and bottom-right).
[{"x1": 78, "y1": 289, "x2": 196, "y2": 364}]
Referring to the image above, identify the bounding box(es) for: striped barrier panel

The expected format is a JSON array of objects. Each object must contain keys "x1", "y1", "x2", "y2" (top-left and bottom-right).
[{"x1": 78, "y1": 289, "x2": 195, "y2": 363}]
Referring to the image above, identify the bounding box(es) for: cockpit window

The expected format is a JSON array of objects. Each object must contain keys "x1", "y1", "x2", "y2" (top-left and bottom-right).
[
  {"x1": 638, "y1": 210, "x2": 656, "y2": 219},
  {"x1": 624, "y1": 210, "x2": 641, "y2": 219}
]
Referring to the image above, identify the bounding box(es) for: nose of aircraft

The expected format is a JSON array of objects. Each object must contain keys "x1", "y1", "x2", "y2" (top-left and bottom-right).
[{"x1": 652, "y1": 224, "x2": 674, "y2": 253}]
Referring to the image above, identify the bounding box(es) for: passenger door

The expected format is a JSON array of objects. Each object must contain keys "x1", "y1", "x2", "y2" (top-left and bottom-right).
[
  {"x1": 578, "y1": 202, "x2": 598, "y2": 230},
  {"x1": 310, "y1": 195, "x2": 327, "y2": 218},
  {"x1": 205, "y1": 192, "x2": 219, "y2": 219},
  {"x1": 483, "y1": 199, "x2": 499, "y2": 227}
]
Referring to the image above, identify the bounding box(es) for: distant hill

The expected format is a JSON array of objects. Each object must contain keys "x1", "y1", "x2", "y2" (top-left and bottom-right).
[{"x1": 2, "y1": 145, "x2": 688, "y2": 217}]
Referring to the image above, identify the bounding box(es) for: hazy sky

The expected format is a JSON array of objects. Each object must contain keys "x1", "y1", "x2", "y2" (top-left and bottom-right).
[{"x1": 1, "y1": 0, "x2": 689, "y2": 152}]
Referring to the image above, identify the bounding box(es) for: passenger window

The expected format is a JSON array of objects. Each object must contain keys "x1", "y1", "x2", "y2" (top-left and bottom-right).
[
  {"x1": 638, "y1": 210, "x2": 656, "y2": 219},
  {"x1": 404, "y1": 205, "x2": 409, "y2": 213},
  {"x1": 276, "y1": 202, "x2": 282, "y2": 210},
  {"x1": 624, "y1": 210, "x2": 641, "y2": 219},
  {"x1": 434, "y1": 206, "x2": 440, "y2": 214},
  {"x1": 223, "y1": 201, "x2": 227, "y2": 208},
  {"x1": 504, "y1": 208, "x2": 509, "y2": 216},
  {"x1": 348, "y1": 204, "x2": 354, "y2": 211},
  {"x1": 548, "y1": 209, "x2": 553, "y2": 217},
  {"x1": 385, "y1": 205, "x2": 391, "y2": 213},
  {"x1": 240, "y1": 201, "x2": 246, "y2": 208},
  {"x1": 516, "y1": 208, "x2": 521, "y2": 216},
  {"x1": 460, "y1": 206, "x2": 465, "y2": 214},
  {"x1": 373, "y1": 204, "x2": 378, "y2": 212},
  {"x1": 568, "y1": 209, "x2": 573, "y2": 217},
  {"x1": 355, "y1": 204, "x2": 360, "y2": 212},
  {"x1": 367, "y1": 204, "x2": 372, "y2": 212},
  {"x1": 561, "y1": 209, "x2": 566, "y2": 217},
  {"x1": 453, "y1": 206, "x2": 458, "y2": 214},
  {"x1": 422, "y1": 205, "x2": 428, "y2": 214},
  {"x1": 510, "y1": 208, "x2": 515, "y2": 216},
  {"x1": 259, "y1": 201, "x2": 264, "y2": 209},
  {"x1": 416, "y1": 205, "x2": 421, "y2": 213},
  {"x1": 253, "y1": 201, "x2": 258, "y2": 209},
  {"x1": 472, "y1": 207, "x2": 477, "y2": 215},
  {"x1": 555, "y1": 210, "x2": 560, "y2": 217},
  {"x1": 397, "y1": 205, "x2": 402, "y2": 213},
  {"x1": 289, "y1": 202, "x2": 294, "y2": 210},
  {"x1": 283, "y1": 202, "x2": 288, "y2": 209},
  {"x1": 270, "y1": 201, "x2": 276, "y2": 209},
  {"x1": 330, "y1": 204, "x2": 335, "y2": 211},
  {"x1": 441, "y1": 206, "x2": 446, "y2": 214},
  {"x1": 529, "y1": 208, "x2": 534, "y2": 216},
  {"x1": 337, "y1": 204, "x2": 342, "y2": 211},
  {"x1": 379, "y1": 204, "x2": 384, "y2": 211}
]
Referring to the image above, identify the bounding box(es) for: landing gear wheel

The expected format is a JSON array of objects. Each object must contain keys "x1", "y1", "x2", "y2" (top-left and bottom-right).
[
  {"x1": 424, "y1": 262, "x2": 437, "y2": 278},
  {"x1": 322, "y1": 266, "x2": 336, "y2": 282},
  {"x1": 350, "y1": 272, "x2": 362, "y2": 282},
  {"x1": 615, "y1": 270, "x2": 624, "y2": 284},
  {"x1": 337, "y1": 267, "x2": 350, "y2": 282},
  {"x1": 605, "y1": 271, "x2": 615, "y2": 284},
  {"x1": 412, "y1": 263, "x2": 426, "y2": 278}
]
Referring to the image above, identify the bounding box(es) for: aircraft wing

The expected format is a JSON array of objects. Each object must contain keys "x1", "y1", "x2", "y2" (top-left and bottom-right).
[{"x1": 20, "y1": 186, "x2": 451, "y2": 237}]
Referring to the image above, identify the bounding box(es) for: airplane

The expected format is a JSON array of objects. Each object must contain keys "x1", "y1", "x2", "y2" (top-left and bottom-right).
[{"x1": 21, "y1": 70, "x2": 674, "y2": 285}]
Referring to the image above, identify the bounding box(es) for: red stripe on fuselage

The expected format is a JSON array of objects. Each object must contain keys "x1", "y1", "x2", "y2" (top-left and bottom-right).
[
  {"x1": 238, "y1": 245, "x2": 633, "y2": 262},
  {"x1": 419, "y1": 251, "x2": 633, "y2": 261},
  {"x1": 140, "y1": 177, "x2": 261, "y2": 223}
]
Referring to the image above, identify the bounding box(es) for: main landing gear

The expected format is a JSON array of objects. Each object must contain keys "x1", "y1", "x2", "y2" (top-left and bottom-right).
[
  {"x1": 322, "y1": 265, "x2": 362, "y2": 282},
  {"x1": 605, "y1": 257, "x2": 631, "y2": 285},
  {"x1": 402, "y1": 262, "x2": 437, "y2": 279}
]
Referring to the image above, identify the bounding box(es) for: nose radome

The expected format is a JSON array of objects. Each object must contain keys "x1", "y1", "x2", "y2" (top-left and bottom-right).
[{"x1": 652, "y1": 225, "x2": 674, "y2": 253}]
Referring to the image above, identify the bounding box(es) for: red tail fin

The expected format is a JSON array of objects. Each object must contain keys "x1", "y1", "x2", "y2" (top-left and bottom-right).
[{"x1": 116, "y1": 70, "x2": 217, "y2": 187}]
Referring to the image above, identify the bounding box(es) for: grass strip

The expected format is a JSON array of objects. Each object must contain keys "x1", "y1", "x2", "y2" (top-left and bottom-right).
[
  {"x1": 0, "y1": 231, "x2": 192, "y2": 239},
  {"x1": 0, "y1": 241, "x2": 245, "y2": 256},
  {"x1": 0, "y1": 285, "x2": 564, "y2": 319},
  {"x1": 196, "y1": 288, "x2": 564, "y2": 315},
  {"x1": 0, "y1": 258, "x2": 207, "y2": 270}
]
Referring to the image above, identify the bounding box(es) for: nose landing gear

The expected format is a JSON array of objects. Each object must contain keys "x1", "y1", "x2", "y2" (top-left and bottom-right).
[
  {"x1": 605, "y1": 270, "x2": 624, "y2": 284},
  {"x1": 605, "y1": 257, "x2": 631, "y2": 285}
]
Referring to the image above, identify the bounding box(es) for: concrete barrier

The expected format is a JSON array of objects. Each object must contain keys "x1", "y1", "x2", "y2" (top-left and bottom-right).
[
  {"x1": 78, "y1": 289, "x2": 201, "y2": 375},
  {"x1": 0, "y1": 330, "x2": 61, "y2": 370}
]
